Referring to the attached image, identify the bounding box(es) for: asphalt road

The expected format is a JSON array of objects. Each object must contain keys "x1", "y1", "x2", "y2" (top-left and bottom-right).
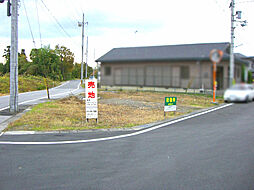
[
  {"x1": 0, "y1": 101, "x2": 253, "y2": 190},
  {"x1": 0, "y1": 80, "x2": 83, "y2": 127}
]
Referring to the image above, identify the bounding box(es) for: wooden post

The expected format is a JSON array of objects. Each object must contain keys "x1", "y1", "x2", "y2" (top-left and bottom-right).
[{"x1": 44, "y1": 78, "x2": 50, "y2": 100}]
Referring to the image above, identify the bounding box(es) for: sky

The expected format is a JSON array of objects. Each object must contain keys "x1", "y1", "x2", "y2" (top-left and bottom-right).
[{"x1": 0, "y1": 0, "x2": 253, "y2": 68}]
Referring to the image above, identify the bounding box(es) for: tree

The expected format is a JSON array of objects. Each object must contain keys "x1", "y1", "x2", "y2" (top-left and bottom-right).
[
  {"x1": 247, "y1": 70, "x2": 253, "y2": 84},
  {"x1": 30, "y1": 46, "x2": 61, "y2": 79},
  {"x1": 72, "y1": 63, "x2": 81, "y2": 79},
  {"x1": 241, "y1": 65, "x2": 245, "y2": 82},
  {"x1": 55, "y1": 45, "x2": 74, "y2": 80},
  {"x1": 2, "y1": 46, "x2": 10, "y2": 74},
  {"x1": 18, "y1": 49, "x2": 30, "y2": 75},
  {"x1": 71, "y1": 62, "x2": 94, "y2": 79},
  {"x1": 0, "y1": 63, "x2": 4, "y2": 75},
  {"x1": 1, "y1": 44, "x2": 77, "y2": 81},
  {"x1": 86, "y1": 65, "x2": 93, "y2": 78}
]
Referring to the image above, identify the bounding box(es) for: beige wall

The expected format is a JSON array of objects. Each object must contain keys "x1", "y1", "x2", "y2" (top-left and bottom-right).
[{"x1": 100, "y1": 61, "x2": 243, "y2": 90}]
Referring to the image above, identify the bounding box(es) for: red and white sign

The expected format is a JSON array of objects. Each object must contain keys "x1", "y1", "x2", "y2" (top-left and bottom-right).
[{"x1": 85, "y1": 79, "x2": 98, "y2": 119}]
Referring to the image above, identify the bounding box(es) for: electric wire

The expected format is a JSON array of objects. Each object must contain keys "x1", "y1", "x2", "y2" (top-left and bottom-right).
[
  {"x1": 35, "y1": 0, "x2": 42, "y2": 48},
  {"x1": 237, "y1": 0, "x2": 254, "y2": 3},
  {"x1": 62, "y1": 0, "x2": 81, "y2": 23},
  {"x1": 212, "y1": 0, "x2": 230, "y2": 14},
  {"x1": 61, "y1": 0, "x2": 85, "y2": 48},
  {"x1": 40, "y1": 0, "x2": 72, "y2": 39},
  {"x1": 21, "y1": 0, "x2": 36, "y2": 48}
]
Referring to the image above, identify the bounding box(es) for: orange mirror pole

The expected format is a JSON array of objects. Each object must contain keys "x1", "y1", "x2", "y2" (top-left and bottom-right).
[{"x1": 213, "y1": 62, "x2": 216, "y2": 103}]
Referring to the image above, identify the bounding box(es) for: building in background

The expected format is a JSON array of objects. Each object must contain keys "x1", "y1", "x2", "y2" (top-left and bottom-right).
[{"x1": 96, "y1": 42, "x2": 250, "y2": 90}]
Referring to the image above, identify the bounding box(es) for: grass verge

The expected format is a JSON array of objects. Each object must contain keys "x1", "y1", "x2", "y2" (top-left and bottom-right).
[
  {"x1": 0, "y1": 74, "x2": 61, "y2": 95},
  {"x1": 6, "y1": 91, "x2": 224, "y2": 131}
]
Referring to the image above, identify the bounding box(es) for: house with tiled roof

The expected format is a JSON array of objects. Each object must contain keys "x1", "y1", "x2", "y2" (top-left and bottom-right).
[{"x1": 96, "y1": 42, "x2": 249, "y2": 90}]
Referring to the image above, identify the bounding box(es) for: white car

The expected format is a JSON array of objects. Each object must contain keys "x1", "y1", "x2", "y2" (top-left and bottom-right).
[{"x1": 224, "y1": 84, "x2": 254, "y2": 103}]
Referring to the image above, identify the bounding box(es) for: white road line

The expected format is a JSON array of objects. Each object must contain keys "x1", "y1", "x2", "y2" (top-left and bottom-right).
[
  {"x1": 0, "y1": 132, "x2": 4, "y2": 137},
  {"x1": 15, "y1": 81, "x2": 71, "y2": 95},
  {"x1": 51, "y1": 81, "x2": 70, "y2": 89},
  {"x1": 0, "y1": 103, "x2": 233, "y2": 145},
  {"x1": 0, "y1": 106, "x2": 9, "y2": 112}
]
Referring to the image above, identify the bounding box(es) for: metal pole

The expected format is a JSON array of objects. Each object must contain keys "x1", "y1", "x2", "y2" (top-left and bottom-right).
[
  {"x1": 213, "y1": 62, "x2": 217, "y2": 103},
  {"x1": 10, "y1": 0, "x2": 18, "y2": 113},
  {"x1": 81, "y1": 13, "x2": 84, "y2": 84},
  {"x1": 229, "y1": 0, "x2": 235, "y2": 87}
]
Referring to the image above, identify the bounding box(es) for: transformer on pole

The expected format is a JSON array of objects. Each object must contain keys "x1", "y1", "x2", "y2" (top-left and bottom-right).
[
  {"x1": 229, "y1": 0, "x2": 235, "y2": 87},
  {"x1": 229, "y1": 0, "x2": 247, "y2": 87}
]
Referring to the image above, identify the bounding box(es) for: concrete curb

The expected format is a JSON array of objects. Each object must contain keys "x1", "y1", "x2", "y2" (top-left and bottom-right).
[{"x1": 0, "y1": 106, "x2": 32, "y2": 133}]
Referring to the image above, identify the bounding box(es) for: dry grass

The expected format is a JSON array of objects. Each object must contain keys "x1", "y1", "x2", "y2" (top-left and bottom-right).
[
  {"x1": 0, "y1": 74, "x2": 61, "y2": 95},
  {"x1": 6, "y1": 91, "x2": 223, "y2": 131}
]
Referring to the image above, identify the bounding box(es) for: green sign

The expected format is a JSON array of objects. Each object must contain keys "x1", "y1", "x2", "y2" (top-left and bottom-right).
[{"x1": 165, "y1": 97, "x2": 177, "y2": 106}]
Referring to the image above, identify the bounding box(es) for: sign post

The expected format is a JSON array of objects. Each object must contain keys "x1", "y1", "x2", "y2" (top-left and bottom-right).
[
  {"x1": 164, "y1": 97, "x2": 177, "y2": 118},
  {"x1": 85, "y1": 79, "x2": 98, "y2": 123},
  {"x1": 209, "y1": 49, "x2": 223, "y2": 104}
]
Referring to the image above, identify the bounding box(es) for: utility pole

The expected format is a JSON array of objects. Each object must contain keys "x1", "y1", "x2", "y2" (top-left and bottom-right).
[
  {"x1": 78, "y1": 13, "x2": 85, "y2": 84},
  {"x1": 229, "y1": 0, "x2": 235, "y2": 87},
  {"x1": 229, "y1": 0, "x2": 247, "y2": 87},
  {"x1": 85, "y1": 36, "x2": 88, "y2": 78},
  {"x1": 10, "y1": 0, "x2": 19, "y2": 113}
]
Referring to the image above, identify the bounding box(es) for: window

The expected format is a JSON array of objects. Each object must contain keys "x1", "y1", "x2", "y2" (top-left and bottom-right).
[
  {"x1": 105, "y1": 66, "x2": 111, "y2": 76},
  {"x1": 180, "y1": 66, "x2": 189, "y2": 79}
]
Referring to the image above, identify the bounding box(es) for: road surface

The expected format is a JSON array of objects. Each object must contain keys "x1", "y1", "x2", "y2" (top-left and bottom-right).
[
  {"x1": 0, "y1": 102, "x2": 253, "y2": 190},
  {"x1": 0, "y1": 80, "x2": 83, "y2": 127}
]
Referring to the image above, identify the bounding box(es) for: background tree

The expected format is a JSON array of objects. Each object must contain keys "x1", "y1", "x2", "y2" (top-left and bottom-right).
[
  {"x1": 0, "y1": 62, "x2": 4, "y2": 75},
  {"x1": 247, "y1": 70, "x2": 253, "y2": 83},
  {"x1": 72, "y1": 63, "x2": 81, "y2": 79},
  {"x1": 30, "y1": 46, "x2": 61, "y2": 79},
  {"x1": 87, "y1": 65, "x2": 94, "y2": 78},
  {"x1": 2, "y1": 46, "x2": 10, "y2": 74},
  {"x1": 1, "y1": 44, "x2": 95, "y2": 81},
  {"x1": 55, "y1": 45, "x2": 74, "y2": 80},
  {"x1": 18, "y1": 49, "x2": 30, "y2": 75},
  {"x1": 29, "y1": 48, "x2": 40, "y2": 76}
]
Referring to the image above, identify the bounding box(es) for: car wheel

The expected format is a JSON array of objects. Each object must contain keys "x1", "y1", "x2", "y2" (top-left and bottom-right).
[{"x1": 245, "y1": 96, "x2": 249, "y2": 103}]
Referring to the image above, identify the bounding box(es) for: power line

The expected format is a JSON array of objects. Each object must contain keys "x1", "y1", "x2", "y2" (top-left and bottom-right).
[
  {"x1": 35, "y1": 0, "x2": 42, "y2": 48},
  {"x1": 237, "y1": 0, "x2": 254, "y2": 3},
  {"x1": 62, "y1": 0, "x2": 81, "y2": 23},
  {"x1": 40, "y1": 0, "x2": 72, "y2": 39},
  {"x1": 212, "y1": 0, "x2": 229, "y2": 14},
  {"x1": 21, "y1": 0, "x2": 36, "y2": 48}
]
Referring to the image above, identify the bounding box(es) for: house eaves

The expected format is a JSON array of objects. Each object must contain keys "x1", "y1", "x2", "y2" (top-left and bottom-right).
[
  {"x1": 96, "y1": 42, "x2": 248, "y2": 65},
  {"x1": 96, "y1": 42, "x2": 230, "y2": 62}
]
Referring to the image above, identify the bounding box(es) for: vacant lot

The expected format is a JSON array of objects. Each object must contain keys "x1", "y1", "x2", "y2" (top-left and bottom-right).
[{"x1": 6, "y1": 91, "x2": 223, "y2": 131}]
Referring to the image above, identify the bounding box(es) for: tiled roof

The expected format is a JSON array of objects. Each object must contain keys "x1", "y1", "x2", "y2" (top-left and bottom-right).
[{"x1": 96, "y1": 42, "x2": 232, "y2": 62}]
